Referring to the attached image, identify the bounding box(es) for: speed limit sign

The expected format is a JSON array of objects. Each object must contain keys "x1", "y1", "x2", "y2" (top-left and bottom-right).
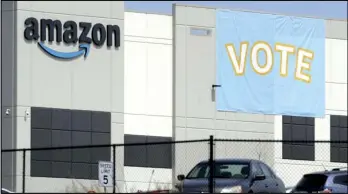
[{"x1": 98, "y1": 161, "x2": 114, "y2": 187}]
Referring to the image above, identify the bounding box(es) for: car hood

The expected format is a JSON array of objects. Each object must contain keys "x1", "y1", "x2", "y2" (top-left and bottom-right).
[{"x1": 182, "y1": 178, "x2": 249, "y2": 193}]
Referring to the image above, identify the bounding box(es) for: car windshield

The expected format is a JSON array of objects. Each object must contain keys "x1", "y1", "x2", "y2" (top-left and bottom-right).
[
  {"x1": 186, "y1": 162, "x2": 250, "y2": 179},
  {"x1": 294, "y1": 174, "x2": 328, "y2": 192}
]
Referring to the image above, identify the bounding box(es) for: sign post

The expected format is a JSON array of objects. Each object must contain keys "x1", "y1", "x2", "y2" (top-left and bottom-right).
[{"x1": 98, "y1": 161, "x2": 114, "y2": 188}]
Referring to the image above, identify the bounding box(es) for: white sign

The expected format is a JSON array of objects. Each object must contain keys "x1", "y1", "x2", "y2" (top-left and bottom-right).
[{"x1": 98, "y1": 161, "x2": 114, "y2": 187}]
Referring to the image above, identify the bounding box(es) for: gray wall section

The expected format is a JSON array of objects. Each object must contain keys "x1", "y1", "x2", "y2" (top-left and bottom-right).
[
  {"x1": 172, "y1": 4, "x2": 275, "y2": 179},
  {"x1": 30, "y1": 107, "x2": 112, "y2": 179},
  {"x1": 330, "y1": 115, "x2": 348, "y2": 163},
  {"x1": 325, "y1": 20, "x2": 347, "y2": 40},
  {"x1": 1, "y1": 1, "x2": 17, "y2": 190},
  {"x1": 124, "y1": 135, "x2": 172, "y2": 169}
]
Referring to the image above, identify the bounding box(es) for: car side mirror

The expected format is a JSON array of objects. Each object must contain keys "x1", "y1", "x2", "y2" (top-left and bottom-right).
[
  {"x1": 177, "y1": 174, "x2": 185, "y2": 181},
  {"x1": 253, "y1": 174, "x2": 266, "y2": 181}
]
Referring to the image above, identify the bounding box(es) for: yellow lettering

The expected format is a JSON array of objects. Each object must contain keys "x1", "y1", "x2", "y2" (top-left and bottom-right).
[
  {"x1": 225, "y1": 42, "x2": 249, "y2": 76},
  {"x1": 250, "y1": 41, "x2": 273, "y2": 75},
  {"x1": 295, "y1": 48, "x2": 314, "y2": 83},
  {"x1": 224, "y1": 41, "x2": 314, "y2": 83},
  {"x1": 275, "y1": 43, "x2": 296, "y2": 77}
]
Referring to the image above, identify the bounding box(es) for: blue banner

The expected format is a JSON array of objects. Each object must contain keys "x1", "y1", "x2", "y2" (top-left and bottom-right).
[{"x1": 216, "y1": 10, "x2": 325, "y2": 117}]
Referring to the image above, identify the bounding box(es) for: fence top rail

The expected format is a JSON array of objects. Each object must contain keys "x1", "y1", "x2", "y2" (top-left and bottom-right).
[
  {"x1": 214, "y1": 139, "x2": 347, "y2": 143},
  {"x1": 2, "y1": 138, "x2": 346, "y2": 153},
  {"x1": 1, "y1": 138, "x2": 210, "y2": 153}
]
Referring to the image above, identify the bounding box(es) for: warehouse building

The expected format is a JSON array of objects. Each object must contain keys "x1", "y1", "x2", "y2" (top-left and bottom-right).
[{"x1": 1, "y1": 1, "x2": 347, "y2": 192}]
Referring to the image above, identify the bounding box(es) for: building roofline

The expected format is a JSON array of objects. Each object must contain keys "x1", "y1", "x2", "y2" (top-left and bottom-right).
[
  {"x1": 125, "y1": 9, "x2": 172, "y2": 16},
  {"x1": 126, "y1": 4, "x2": 347, "y2": 22},
  {"x1": 173, "y1": 3, "x2": 347, "y2": 22}
]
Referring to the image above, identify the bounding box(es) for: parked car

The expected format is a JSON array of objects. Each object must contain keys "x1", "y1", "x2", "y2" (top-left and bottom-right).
[
  {"x1": 286, "y1": 186, "x2": 294, "y2": 193},
  {"x1": 291, "y1": 168, "x2": 348, "y2": 193},
  {"x1": 176, "y1": 158, "x2": 286, "y2": 193},
  {"x1": 137, "y1": 190, "x2": 173, "y2": 193},
  {"x1": 1, "y1": 188, "x2": 14, "y2": 193}
]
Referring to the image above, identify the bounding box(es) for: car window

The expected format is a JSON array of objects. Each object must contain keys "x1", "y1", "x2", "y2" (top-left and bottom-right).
[
  {"x1": 259, "y1": 163, "x2": 273, "y2": 178},
  {"x1": 294, "y1": 174, "x2": 328, "y2": 192},
  {"x1": 333, "y1": 175, "x2": 348, "y2": 186},
  {"x1": 186, "y1": 164, "x2": 209, "y2": 179},
  {"x1": 186, "y1": 162, "x2": 250, "y2": 179}
]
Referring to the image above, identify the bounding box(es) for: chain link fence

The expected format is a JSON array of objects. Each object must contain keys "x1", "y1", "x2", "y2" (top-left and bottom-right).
[{"x1": 1, "y1": 137, "x2": 347, "y2": 193}]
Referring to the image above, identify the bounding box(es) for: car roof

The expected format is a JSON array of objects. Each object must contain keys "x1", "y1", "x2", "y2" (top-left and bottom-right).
[
  {"x1": 198, "y1": 158, "x2": 257, "y2": 164},
  {"x1": 305, "y1": 170, "x2": 348, "y2": 176}
]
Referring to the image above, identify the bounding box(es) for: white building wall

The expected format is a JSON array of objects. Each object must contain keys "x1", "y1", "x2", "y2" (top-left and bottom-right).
[
  {"x1": 123, "y1": 12, "x2": 173, "y2": 191},
  {"x1": 2, "y1": 1, "x2": 125, "y2": 193},
  {"x1": 131, "y1": 9, "x2": 347, "y2": 188},
  {"x1": 2, "y1": 5, "x2": 345, "y2": 192},
  {"x1": 274, "y1": 38, "x2": 348, "y2": 187},
  {"x1": 124, "y1": 11, "x2": 347, "y2": 190}
]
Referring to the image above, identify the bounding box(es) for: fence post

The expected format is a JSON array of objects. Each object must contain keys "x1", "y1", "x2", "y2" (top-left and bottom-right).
[
  {"x1": 208, "y1": 135, "x2": 214, "y2": 193},
  {"x1": 112, "y1": 145, "x2": 116, "y2": 193},
  {"x1": 22, "y1": 150, "x2": 26, "y2": 193}
]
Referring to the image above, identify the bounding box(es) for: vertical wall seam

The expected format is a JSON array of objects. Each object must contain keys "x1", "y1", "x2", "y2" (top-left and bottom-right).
[
  {"x1": 171, "y1": 4, "x2": 177, "y2": 186},
  {"x1": 13, "y1": 8, "x2": 18, "y2": 191}
]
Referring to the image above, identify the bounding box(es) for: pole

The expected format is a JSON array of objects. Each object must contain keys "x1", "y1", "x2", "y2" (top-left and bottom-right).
[
  {"x1": 208, "y1": 135, "x2": 214, "y2": 193},
  {"x1": 0, "y1": 0, "x2": 2, "y2": 190},
  {"x1": 112, "y1": 145, "x2": 116, "y2": 193},
  {"x1": 22, "y1": 150, "x2": 26, "y2": 193}
]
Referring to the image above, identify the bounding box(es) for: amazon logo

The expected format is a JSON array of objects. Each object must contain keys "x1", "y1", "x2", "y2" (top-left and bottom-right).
[{"x1": 24, "y1": 17, "x2": 121, "y2": 60}]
